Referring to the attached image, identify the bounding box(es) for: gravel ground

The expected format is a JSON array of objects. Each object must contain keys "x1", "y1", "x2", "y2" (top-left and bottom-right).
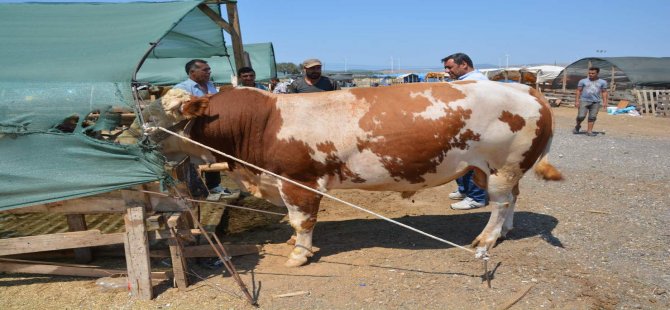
[{"x1": 1, "y1": 107, "x2": 668, "y2": 309}]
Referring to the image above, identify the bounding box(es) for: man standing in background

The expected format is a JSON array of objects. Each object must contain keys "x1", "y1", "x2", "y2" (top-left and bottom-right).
[
  {"x1": 574, "y1": 67, "x2": 608, "y2": 136},
  {"x1": 237, "y1": 66, "x2": 268, "y2": 90},
  {"x1": 287, "y1": 58, "x2": 339, "y2": 93}
]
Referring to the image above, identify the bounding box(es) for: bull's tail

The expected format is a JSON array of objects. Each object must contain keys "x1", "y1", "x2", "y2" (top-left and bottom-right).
[{"x1": 533, "y1": 136, "x2": 563, "y2": 181}]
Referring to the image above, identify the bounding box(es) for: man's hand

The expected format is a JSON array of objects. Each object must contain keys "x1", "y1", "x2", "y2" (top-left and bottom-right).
[{"x1": 575, "y1": 101, "x2": 580, "y2": 109}]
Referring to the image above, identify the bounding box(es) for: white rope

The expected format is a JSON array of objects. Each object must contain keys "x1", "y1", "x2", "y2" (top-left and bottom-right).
[
  {"x1": 136, "y1": 189, "x2": 286, "y2": 216},
  {"x1": 155, "y1": 126, "x2": 475, "y2": 254}
]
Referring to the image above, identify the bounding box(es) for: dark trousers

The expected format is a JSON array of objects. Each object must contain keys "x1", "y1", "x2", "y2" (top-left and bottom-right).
[
  {"x1": 205, "y1": 171, "x2": 221, "y2": 189},
  {"x1": 456, "y1": 170, "x2": 488, "y2": 204}
]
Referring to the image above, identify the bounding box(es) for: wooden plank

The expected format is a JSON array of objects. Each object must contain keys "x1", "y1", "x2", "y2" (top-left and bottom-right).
[
  {"x1": 150, "y1": 228, "x2": 201, "y2": 241},
  {"x1": 0, "y1": 258, "x2": 171, "y2": 280},
  {"x1": 150, "y1": 244, "x2": 261, "y2": 258},
  {"x1": 5, "y1": 196, "x2": 127, "y2": 214},
  {"x1": 0, "y1": 261, "x2": 127, "y2": 278},
  {"x1": 198, "y1": 162, "x2": 230, "y2": 172},
  {"x1": 121, "y1": 188, "x2": 153, "y2": 300},
  {"x1": 146, "y1": 214, "x2": 164, "y2": 231},
  {"x1": 66, "y1": 214, "x2": 93, "y2": 264},
  {"x1": 0, "y1": 230, "x2": 125, "y2": 256},
  {"x1": 168, "y1": 228, "x2": 189, "y2": 289},
  {"x1": 226, "y1": 2, "x2": 246, "y2": 71},
  {"x1": 166, "y1": 213, "x2": 189, "y2": 289}
]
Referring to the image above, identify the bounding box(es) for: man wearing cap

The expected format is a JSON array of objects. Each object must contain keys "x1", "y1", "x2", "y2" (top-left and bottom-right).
[{"x1": 287, "y1": 58, "x2": 340, "y2": 93}]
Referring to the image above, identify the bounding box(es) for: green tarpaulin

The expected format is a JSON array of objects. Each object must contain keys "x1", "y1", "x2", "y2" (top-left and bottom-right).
[
  {"x1": 553, "y1": 57, "x2": 670, "y2": 89},
  {"x1": 0, "y1": 1, "x2": 237, "y2": 211},
  {"x1": 138, "y1": 42, "x2": 277, "y2": 85}
]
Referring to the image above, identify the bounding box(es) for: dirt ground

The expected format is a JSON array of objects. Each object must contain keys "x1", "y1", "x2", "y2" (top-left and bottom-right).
[{"x1": 1, "y1": 107, "x2": 669, "y2": 309}]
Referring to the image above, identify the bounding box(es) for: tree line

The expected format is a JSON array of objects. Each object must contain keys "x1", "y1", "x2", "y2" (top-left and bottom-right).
[{"x1": 276, "y1": 62, "x2": 300, "y2": 75}]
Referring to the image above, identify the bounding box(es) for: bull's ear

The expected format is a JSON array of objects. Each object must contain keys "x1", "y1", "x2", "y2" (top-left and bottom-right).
[{"x1": 182, "y1": 96, "x2": 209, "y2": 118}]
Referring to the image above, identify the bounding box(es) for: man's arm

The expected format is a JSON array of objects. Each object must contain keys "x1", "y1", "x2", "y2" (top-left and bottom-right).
[
  {"x1": 602, "y1": 89, "x2": 608, "y2": 110},
  {"x1": 575, "y1": 86, "x2": 582, "y2": 109}
]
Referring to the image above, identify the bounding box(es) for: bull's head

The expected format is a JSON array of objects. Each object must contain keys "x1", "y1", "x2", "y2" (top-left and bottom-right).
[
  {"x1": 181, "y1": 96, "x2": 209, "y2": 118},
  {"x1": 161, "y1": 88, "x2": 209, "y2": 121}
]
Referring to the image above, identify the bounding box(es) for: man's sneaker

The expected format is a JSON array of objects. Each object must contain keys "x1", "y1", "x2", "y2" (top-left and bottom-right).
[
  {"x1": 448, "y1": 190, "x2": 466, "y2": 200},
  {"x1": 572, "y1": 125, "x2": 581, "y2": 134},
  {"x1": 209, "y1": 185, "x2": 233, "y2": 196},
  {"x1": 450, "y1": 197, "x2": 486, "y2": 210}
]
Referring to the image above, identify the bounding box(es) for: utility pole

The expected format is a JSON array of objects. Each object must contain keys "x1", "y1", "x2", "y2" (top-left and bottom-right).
[
  {"x1": 390, "y1": 56, "x2": 394, "y2": 73},
  {"x1": 505, "y1": 54, "x2": 510, "y2": 69},
  {"x1": 344, "y1": 57, "x2": 348, "y2": 72}
]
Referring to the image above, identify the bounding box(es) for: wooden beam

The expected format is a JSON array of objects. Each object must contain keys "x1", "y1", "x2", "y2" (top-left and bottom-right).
[
  {"x1": 198, "y1": 4, "x2": 234, "y2": 35},
  {"x1": 198, "y1": 3, "x2": 246, "y2": 71},
  {"x1": 167, "y1": 214, "x2": 189, "y2": 290},
  {"x1": 150, "y1": 244, "x2": 261, "y2": 258},
  {"x1": 66, "y1": 214, "x2": 93, "y2": 264},
  {"x1": 226, "y1": 1, "x2": 246, "y2": 70},
  {"x1": 0, "y1": 259, "x2": 171, "y2": 280},
  {"x1": 198, "y1": 162, "x2": 230, "y2": 172},
  {"x1": 122, "y1": 188, "x2": 153, "y2": 300},
  {"x1": 5, "y1": 196, "x2": 127, "y2": 214},
  {"x1": 0, "y1": 230, "x2": 125, "y2": 256}
]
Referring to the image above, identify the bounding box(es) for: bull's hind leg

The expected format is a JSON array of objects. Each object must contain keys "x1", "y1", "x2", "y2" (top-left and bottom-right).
[
  {"x1": 278, "y1": 181, "x2": 322, "y2": 267},
  {"x1": 501, "y1": 184, "x2": 520, "y2": 237},
  {"x1": 472, "y1": 167, "x2": 522, "y2": 256}
]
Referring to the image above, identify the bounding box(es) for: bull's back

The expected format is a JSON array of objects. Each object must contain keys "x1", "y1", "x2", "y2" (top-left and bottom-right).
[{"x1": 269, "y1": 82, "x2": 552, "y2": 190}]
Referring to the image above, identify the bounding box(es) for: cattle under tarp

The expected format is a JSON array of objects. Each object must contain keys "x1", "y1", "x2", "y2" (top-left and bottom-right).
[{"x1": 0, "y1": 1, "x2": 240, "y2": 211}]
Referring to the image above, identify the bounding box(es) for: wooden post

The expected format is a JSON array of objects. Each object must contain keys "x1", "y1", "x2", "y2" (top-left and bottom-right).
[
  {"x1": 122, "y1": 188, "x2": 153, "y2": 300},
  {"x1": 610, "y1": 65, "x2": 616, "y2": 91},
  {"x1": 65, "y1": 214, "x2": 93, "y2": 263},
  {"x1": 197, "y1": 2, "x2": 245, "y2": 71},
  {"x1": 562, "y1": 68, "x2": 567, "y2": 92},
  {"x1": 167, "y1": 213, "x2": 189, "y2": 290},
  {"x1": 227, "y1": 2, "x2": 246, "y2": 71}
]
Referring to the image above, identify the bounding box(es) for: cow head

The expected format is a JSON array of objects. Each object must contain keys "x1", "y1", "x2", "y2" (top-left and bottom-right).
[{"x1": 160, "y1": 88, "x2": 209, "y2": 121}]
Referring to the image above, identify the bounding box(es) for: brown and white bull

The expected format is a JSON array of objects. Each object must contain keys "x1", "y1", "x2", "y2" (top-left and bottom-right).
[{"x1": 173, "y1": 81, "x2": 562, "y2": 267}]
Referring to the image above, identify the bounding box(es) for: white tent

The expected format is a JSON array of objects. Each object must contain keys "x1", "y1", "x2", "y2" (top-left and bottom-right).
[
  {"x1": 480, "y1": 65, "x2": 564, "y2": 86},
  {"x1": 525, "y1": 65, "x2": 564, "y2": 84}
]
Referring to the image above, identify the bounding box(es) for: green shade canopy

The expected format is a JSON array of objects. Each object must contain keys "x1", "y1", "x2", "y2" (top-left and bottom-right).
[
  {"x1": 553, "y1": 57, "x2": 670, "y2": 89},
  {"x1": 0, "y1": 1, "x2": 234, "y2": 211},
  {"x1": 138, "y1": 42, "x2": 277, "y2": 85}
]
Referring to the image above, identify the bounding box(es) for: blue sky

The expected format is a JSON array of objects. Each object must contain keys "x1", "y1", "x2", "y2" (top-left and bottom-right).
[
  {"x1": 235, "y1": 0, "x2": 670, "y2": 70},
  {"x1": 5, "y1": 0, "x2": 670, "y2": 70}
]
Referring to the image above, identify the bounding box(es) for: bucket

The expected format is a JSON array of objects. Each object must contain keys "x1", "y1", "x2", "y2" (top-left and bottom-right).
[{"x1": 607, "y1": 106, "x2": 618, "y2": 115}]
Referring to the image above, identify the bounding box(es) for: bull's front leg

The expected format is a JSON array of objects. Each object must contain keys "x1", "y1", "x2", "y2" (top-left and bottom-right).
[{"x1": 278, "y1": 181, "x2": 322, "y2": 267}]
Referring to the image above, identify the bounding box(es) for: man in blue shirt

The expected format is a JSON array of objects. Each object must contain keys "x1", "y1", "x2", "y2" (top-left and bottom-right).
[
  {"x1": 441, "y1": 53, "x2": 488, "y2": 210},
  {"x1": 574, "y1": 67, "x2": 608, "y2": 136},
  {"x1": 174, "y1": 59, "x2": 232, "y2": 196},
  {"x1": 174, "y1": 59, "x2": 218, "y2": 96}
]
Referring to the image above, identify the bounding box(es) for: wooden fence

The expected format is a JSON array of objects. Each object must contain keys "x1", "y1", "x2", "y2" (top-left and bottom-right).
[{"x1": 633, "y1": 89, "x2": 670, "y2": 117}]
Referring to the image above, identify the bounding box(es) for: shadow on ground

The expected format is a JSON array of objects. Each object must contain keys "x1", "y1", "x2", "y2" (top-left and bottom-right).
[{"x1": 223, "y1": 211, "x2": 561, "y2": 267}]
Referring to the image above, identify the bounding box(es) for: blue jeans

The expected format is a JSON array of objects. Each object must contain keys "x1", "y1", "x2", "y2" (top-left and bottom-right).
[{"x1": 456, "y1": 170, "x2": 488, "y2": 204}]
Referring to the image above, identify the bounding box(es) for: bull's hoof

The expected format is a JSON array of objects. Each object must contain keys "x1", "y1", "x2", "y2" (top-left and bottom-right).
[
  {"x1": 284, "y1": 256, "x2": 308, "y2": 267},
  {"x1": 471, "y1": 234, "x2": 497, "y2": 250}
]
